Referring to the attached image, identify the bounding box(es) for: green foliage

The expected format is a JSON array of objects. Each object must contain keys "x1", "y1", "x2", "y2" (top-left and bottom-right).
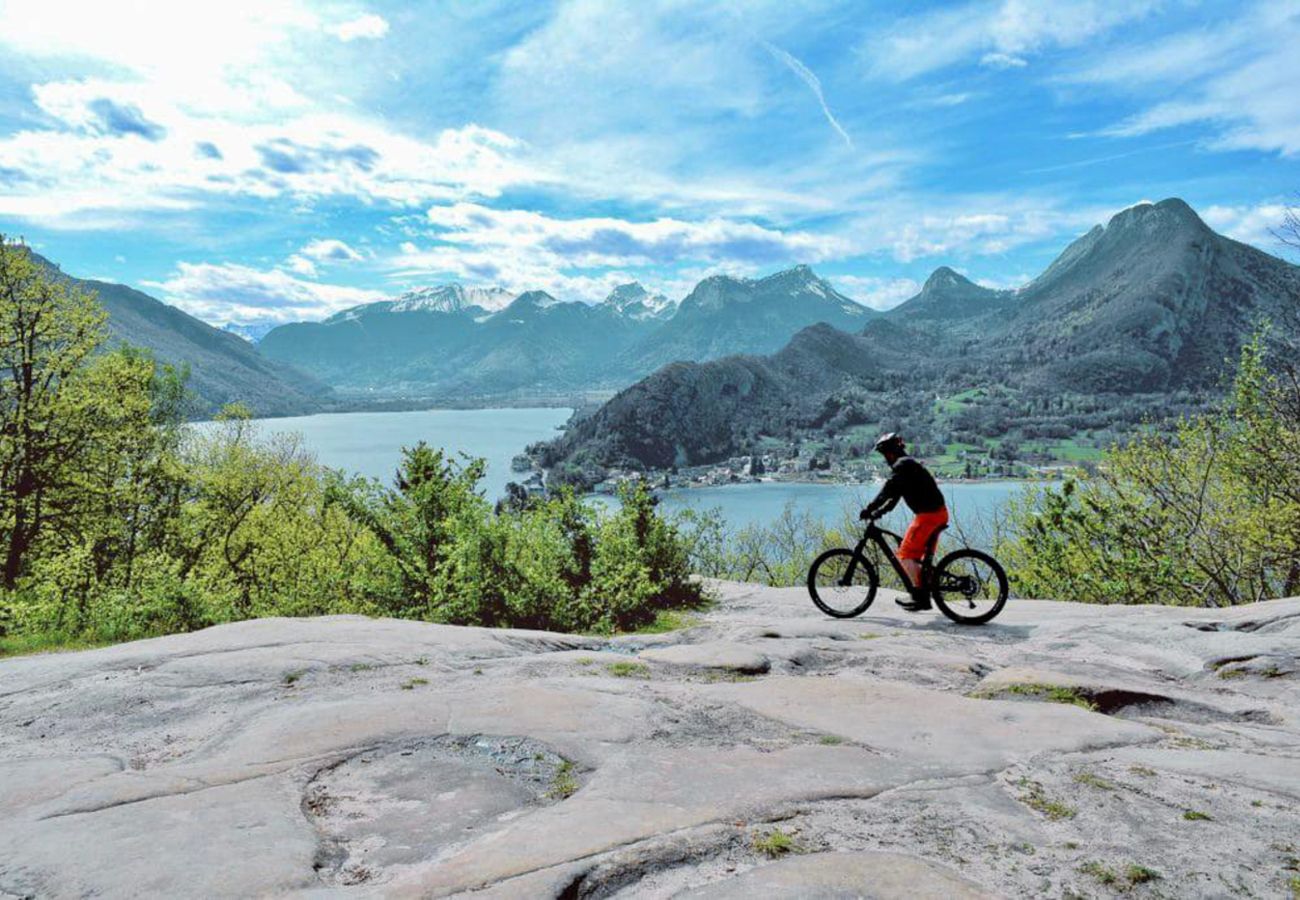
[
  {"x1": 752, "y1": 828, "x2": 801, "y2": 858},
  {"x1": 998, "y1": 334, "x2": 1300, "y2": 606},
  {"x1": 1074, "y1": 770, "x2": 1116, "y2": 790},
  {"x1": 605, "y1": 660, "x2": 651, "y2": 679},
  {"x1": 547, "y1": 760, "x2": 579, "y2": 799},
  {"x1": 1017, "y1": 778, "x2": 1076, "y2": 820},
  {"x1": 674, "y1": 501, "x2": 839, "y2": 587},
  {"x1": 0, "y1": 250, "x2": 705, "y2": 647},
  {"x1": 993, "y1": 683, "x2": 1098, "y2": 711}
]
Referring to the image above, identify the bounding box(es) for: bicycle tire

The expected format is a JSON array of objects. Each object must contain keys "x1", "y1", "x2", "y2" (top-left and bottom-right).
[
  {"x1": 931, "y1": 548, "x2": 1008, "y2": 625},
  {"x1": 808, "y1": 548, "x2": 878, "y2": 619}
]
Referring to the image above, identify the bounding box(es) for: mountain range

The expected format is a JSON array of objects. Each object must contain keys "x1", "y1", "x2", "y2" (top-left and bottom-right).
[
  {"x1": 27, "y1": 252, "x2": 332, "y2": 418},
  {"x1": 535, "y1": 198, "x2": 1300, "y2": 483},
  {"x1": 257, "y1": 266, "x2": 872, "y2": 398}
]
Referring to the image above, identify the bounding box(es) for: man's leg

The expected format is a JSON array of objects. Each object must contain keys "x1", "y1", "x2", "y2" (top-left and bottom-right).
[{"x1": 900, "y1": 558, "x2": 922, "y2": 588}]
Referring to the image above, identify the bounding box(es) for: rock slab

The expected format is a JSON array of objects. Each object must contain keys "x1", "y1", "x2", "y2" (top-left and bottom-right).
[{"x1": 1, "y1": 587, "x2": 1297, "y2": 898}]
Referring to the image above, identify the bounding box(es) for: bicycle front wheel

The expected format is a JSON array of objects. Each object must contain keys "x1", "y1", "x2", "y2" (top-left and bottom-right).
[
  {"x1": 808, "y1": 549, "x2": 878, "y2": 618},
  {"x1": 932, "y1": 549, "x2": 1008, "y2": 625}
]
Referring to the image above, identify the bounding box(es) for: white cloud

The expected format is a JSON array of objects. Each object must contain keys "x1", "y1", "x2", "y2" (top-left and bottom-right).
[
  {"x1": 284, "y1": 255, "x2": 318, "y2": 277},
  {"x1": 0, "y1": 0, "x2": 542, "y2": 230},
  {"x1": 300, "y1": 238, "x2": 363, "y2": 262},
  {"x1": 329, "y1": 14, "x2": 389, "y2": 42},
  {"x1": 862, "y1": 0, "x2": 1159, "y2": 80},
  {"x1": 979, "y1": 52, "x2": 1027, "y2": 69},
  {"x1": 387, "y1": 201, "x2": 849, "y2": 303},
  {"x1": 851, "y1": 202, "x2": 1103, "y2": 263},
  {"x1": 1065, "y1": 4, "x2": 1300, "y2": 157},
  {"x1": 422, "y1": 203, "x2": 849, "y2": 268},
  {"x1": 832, "y1": 275, "x2": 921, "y2": 310},
  {"x1": 145, "y1": 261, "x2": 383, "y2": 323},
  {"x1": 1202, "y1": 202, "x2": 1293, "y2": 254},
  {"x1": 0, "y1": 84, "x2": 540, "y2": 227}
]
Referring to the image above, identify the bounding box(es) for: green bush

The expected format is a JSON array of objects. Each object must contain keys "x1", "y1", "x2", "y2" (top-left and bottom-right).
[
  {"x1": 332, "y1": 455, "x2": 705, "y2": 634},
  {"x1": 998, "y1": 335, "x2": 1300, "y2": 606}
]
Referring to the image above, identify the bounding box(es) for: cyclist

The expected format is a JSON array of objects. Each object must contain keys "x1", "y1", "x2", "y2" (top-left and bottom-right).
[{"x1": 861, "y1": 433, "x2": 948, "y2": 611}]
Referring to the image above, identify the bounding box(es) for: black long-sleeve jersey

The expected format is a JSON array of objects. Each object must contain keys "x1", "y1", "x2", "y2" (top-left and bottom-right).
[{"x1": 864, "y1": 456, "x2": 946, "y2": 517}]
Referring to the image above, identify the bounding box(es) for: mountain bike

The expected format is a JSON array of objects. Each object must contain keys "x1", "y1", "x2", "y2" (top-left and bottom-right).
[{"x1": 807, "y1": 514, "x2": 1009, "y2": 625}]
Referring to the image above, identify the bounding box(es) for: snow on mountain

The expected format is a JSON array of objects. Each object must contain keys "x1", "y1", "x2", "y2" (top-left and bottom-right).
[
  {"x1": 222, "y1": 321, "x2": 279, "y2": 342},
  {"x1": 388, "y1": 284, "x2": 517, "y2": 314},
  {"x1": 602, "y1": 282, "x2": 676, "y2": 320}
]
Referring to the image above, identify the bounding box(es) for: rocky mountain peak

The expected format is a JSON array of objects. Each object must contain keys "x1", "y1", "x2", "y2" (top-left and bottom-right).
[
  {"x1": 921, "y1": 266, "x2": 976, "y2": 293},
  {"x1": 389, "y1": 284, "x2": 515, "y2": 315},
  {"x1": 1103, "y1": 197, "x2": 1207, "y2": 239},
  {"x1": 604, "y1": 282, "x2": 673, "y2": 318}
]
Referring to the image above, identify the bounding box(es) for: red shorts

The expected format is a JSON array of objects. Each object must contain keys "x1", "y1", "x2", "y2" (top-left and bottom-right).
[{"x1": 898, "y1": 508, "x2": 949, "y2": 560}]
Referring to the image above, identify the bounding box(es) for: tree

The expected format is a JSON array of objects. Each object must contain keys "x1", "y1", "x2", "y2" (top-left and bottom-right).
[
  {"x1": 0, "y1": 238, "x2": 108, "y2": 588},
  {"x1": 1274, "y1": 192, "x2": 1300, "y2": 253},
  {"x1": 999, "y1": 336, "x2": 1300, "y2": 606}
]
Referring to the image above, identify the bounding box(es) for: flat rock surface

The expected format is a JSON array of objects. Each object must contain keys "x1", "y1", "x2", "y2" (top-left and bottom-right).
[
  {"x1": 1, "y1": 584, "x2": 1298, "y2": 899},
  {"x1": 638, "y1": 640, "x2": 771, "y2": 673}
]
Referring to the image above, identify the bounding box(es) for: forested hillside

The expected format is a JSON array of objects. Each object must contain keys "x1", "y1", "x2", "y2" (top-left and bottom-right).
[{"x1": 537, "y1": 199, "x2": 1300, "y2": 486}]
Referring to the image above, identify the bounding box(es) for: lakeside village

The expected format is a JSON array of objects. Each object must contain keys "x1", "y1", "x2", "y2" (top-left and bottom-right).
[{"x1": 514, "y1": 440, "x2": 1082, "y2": 497}]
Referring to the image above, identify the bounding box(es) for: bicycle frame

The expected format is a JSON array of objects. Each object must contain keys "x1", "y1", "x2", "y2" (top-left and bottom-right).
[{"x1": 846, "y1": 521, "x2": 941, "y2": 589}]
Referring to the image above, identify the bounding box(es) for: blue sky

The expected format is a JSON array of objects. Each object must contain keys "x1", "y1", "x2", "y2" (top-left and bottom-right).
[{"x1": 1, "y1": 0, "x2": 1298, "y2": 326}]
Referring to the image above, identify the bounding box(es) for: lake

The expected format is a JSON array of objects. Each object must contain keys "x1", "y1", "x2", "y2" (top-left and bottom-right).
[
  {"x1": 212, "y1": 407, "x2": 573, "y2": 501},
  {"x1": 227, "y1": 408, "x2": 1030, "y2": 540},
  {"x1": 654, "y1": 480, "x2": 1023, "y2": 545}
]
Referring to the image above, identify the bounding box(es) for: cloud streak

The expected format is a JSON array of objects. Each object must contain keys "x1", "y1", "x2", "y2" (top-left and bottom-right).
[{"x1": 763, "y1": 42, "x2": 853, "y2": 149}]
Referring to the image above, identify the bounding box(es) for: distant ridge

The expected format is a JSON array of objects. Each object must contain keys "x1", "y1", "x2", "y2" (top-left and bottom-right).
[
  {"x1": 536, "y1": 198, "x2": 1300, "y2": 480},
  {"x1": 259, "y1": 267, "x2": 875, "y2": 397},
  {"x1": 28, "y1": 252, "x2": 331, "y2": 417}
]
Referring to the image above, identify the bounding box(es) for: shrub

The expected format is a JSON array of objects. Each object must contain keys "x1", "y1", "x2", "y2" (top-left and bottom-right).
[{"x1": 998, "y1": 336, "x2": 1300, "y2": 606}]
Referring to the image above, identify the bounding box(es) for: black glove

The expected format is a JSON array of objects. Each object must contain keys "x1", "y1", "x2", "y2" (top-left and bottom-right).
[{"x1": 859, "y1": 508, "x2": 873, "y2": 521}]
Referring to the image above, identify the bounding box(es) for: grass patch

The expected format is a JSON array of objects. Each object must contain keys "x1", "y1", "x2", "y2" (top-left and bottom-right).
[
  {"x1": 282, "y1": 668, "x2": 307, "y2": 686},
  {"x1": 1018, "y1": 778, "x2": 1076, "y2": 820},
  {"x1": 0, "y1": 631, "x2": 115, "y2": 658},
  {"x1": 1125, "y1": 864, "x2": 1161, "y2": 886},
  {"x1": 1289, "y1": 875, "x2": 1300, "y2": 898},
  {"x1": 1074, "y1": 770, "x2": 1116, "y2": 790},
  {"x1": 634, "y1": 609, "x2": 706, "y2": 634},
  {"x1": 1079, "y1": 861, "x2": 1118, "y2": 886},
  {"x1": 1168, "y1": 734, "x2": 1216, "y2": 750},
  {"x1": 698, "y1": 670, "x2": 758, "y2": 683},
  {"x1": 349, "y1": 662, "x2": 375, "y2": 672},
  {"x1": 752, "y1": 828, "x2": 801, "y2": 858},
  {"x1": 999, "y1": 683, "x2": 1098, "y2": 711},
  {"x1": 1182, "y1": 809, "x2": 1212, "y2": 821},
  {"x1": 818, "y1": 734, "x2": 845, "y2": 745},
  {"x1": 605, "y1": 661, "x2": 650, "y2": 679},
  {"x1": 1128, "y1": 765, "x2": 1156, "y2": 777},
  {"x1": 1079, "y1": 861, "x2": 1161, "y2": 890},
  {"x1": 400, "y1": 677, "x2": 429, "y2": 690},
  {"x1": 1218, "y1": 667, "x2": 1247, "y2": 680},
  {"x1": 575, "y1": 656, "x2": 596, "y2": 666},
  {"x1": 547, "y1": 760, "x2": 579, "y2": 800},
  {"x1": 859, "y1": 632, "x2": 883, "y2": 640}
]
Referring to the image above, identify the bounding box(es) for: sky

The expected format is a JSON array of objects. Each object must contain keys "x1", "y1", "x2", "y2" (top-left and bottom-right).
[{"x1": 1, "y1": 0, "x2": 1298, "y2": 327}]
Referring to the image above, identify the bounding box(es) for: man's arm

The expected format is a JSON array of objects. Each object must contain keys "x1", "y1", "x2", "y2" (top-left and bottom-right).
[{"x1": 863, "y1": 475, "x2": 901, "y2": 519}]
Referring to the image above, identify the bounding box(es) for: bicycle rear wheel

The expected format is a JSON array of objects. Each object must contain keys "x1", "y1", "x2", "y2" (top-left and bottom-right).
[
  {"x1": 808, "y1": 549, "x2": 878, "y2": 618},
  {"x1": 931, "y1": 549, "x2": 1008, "y2": 625}
]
